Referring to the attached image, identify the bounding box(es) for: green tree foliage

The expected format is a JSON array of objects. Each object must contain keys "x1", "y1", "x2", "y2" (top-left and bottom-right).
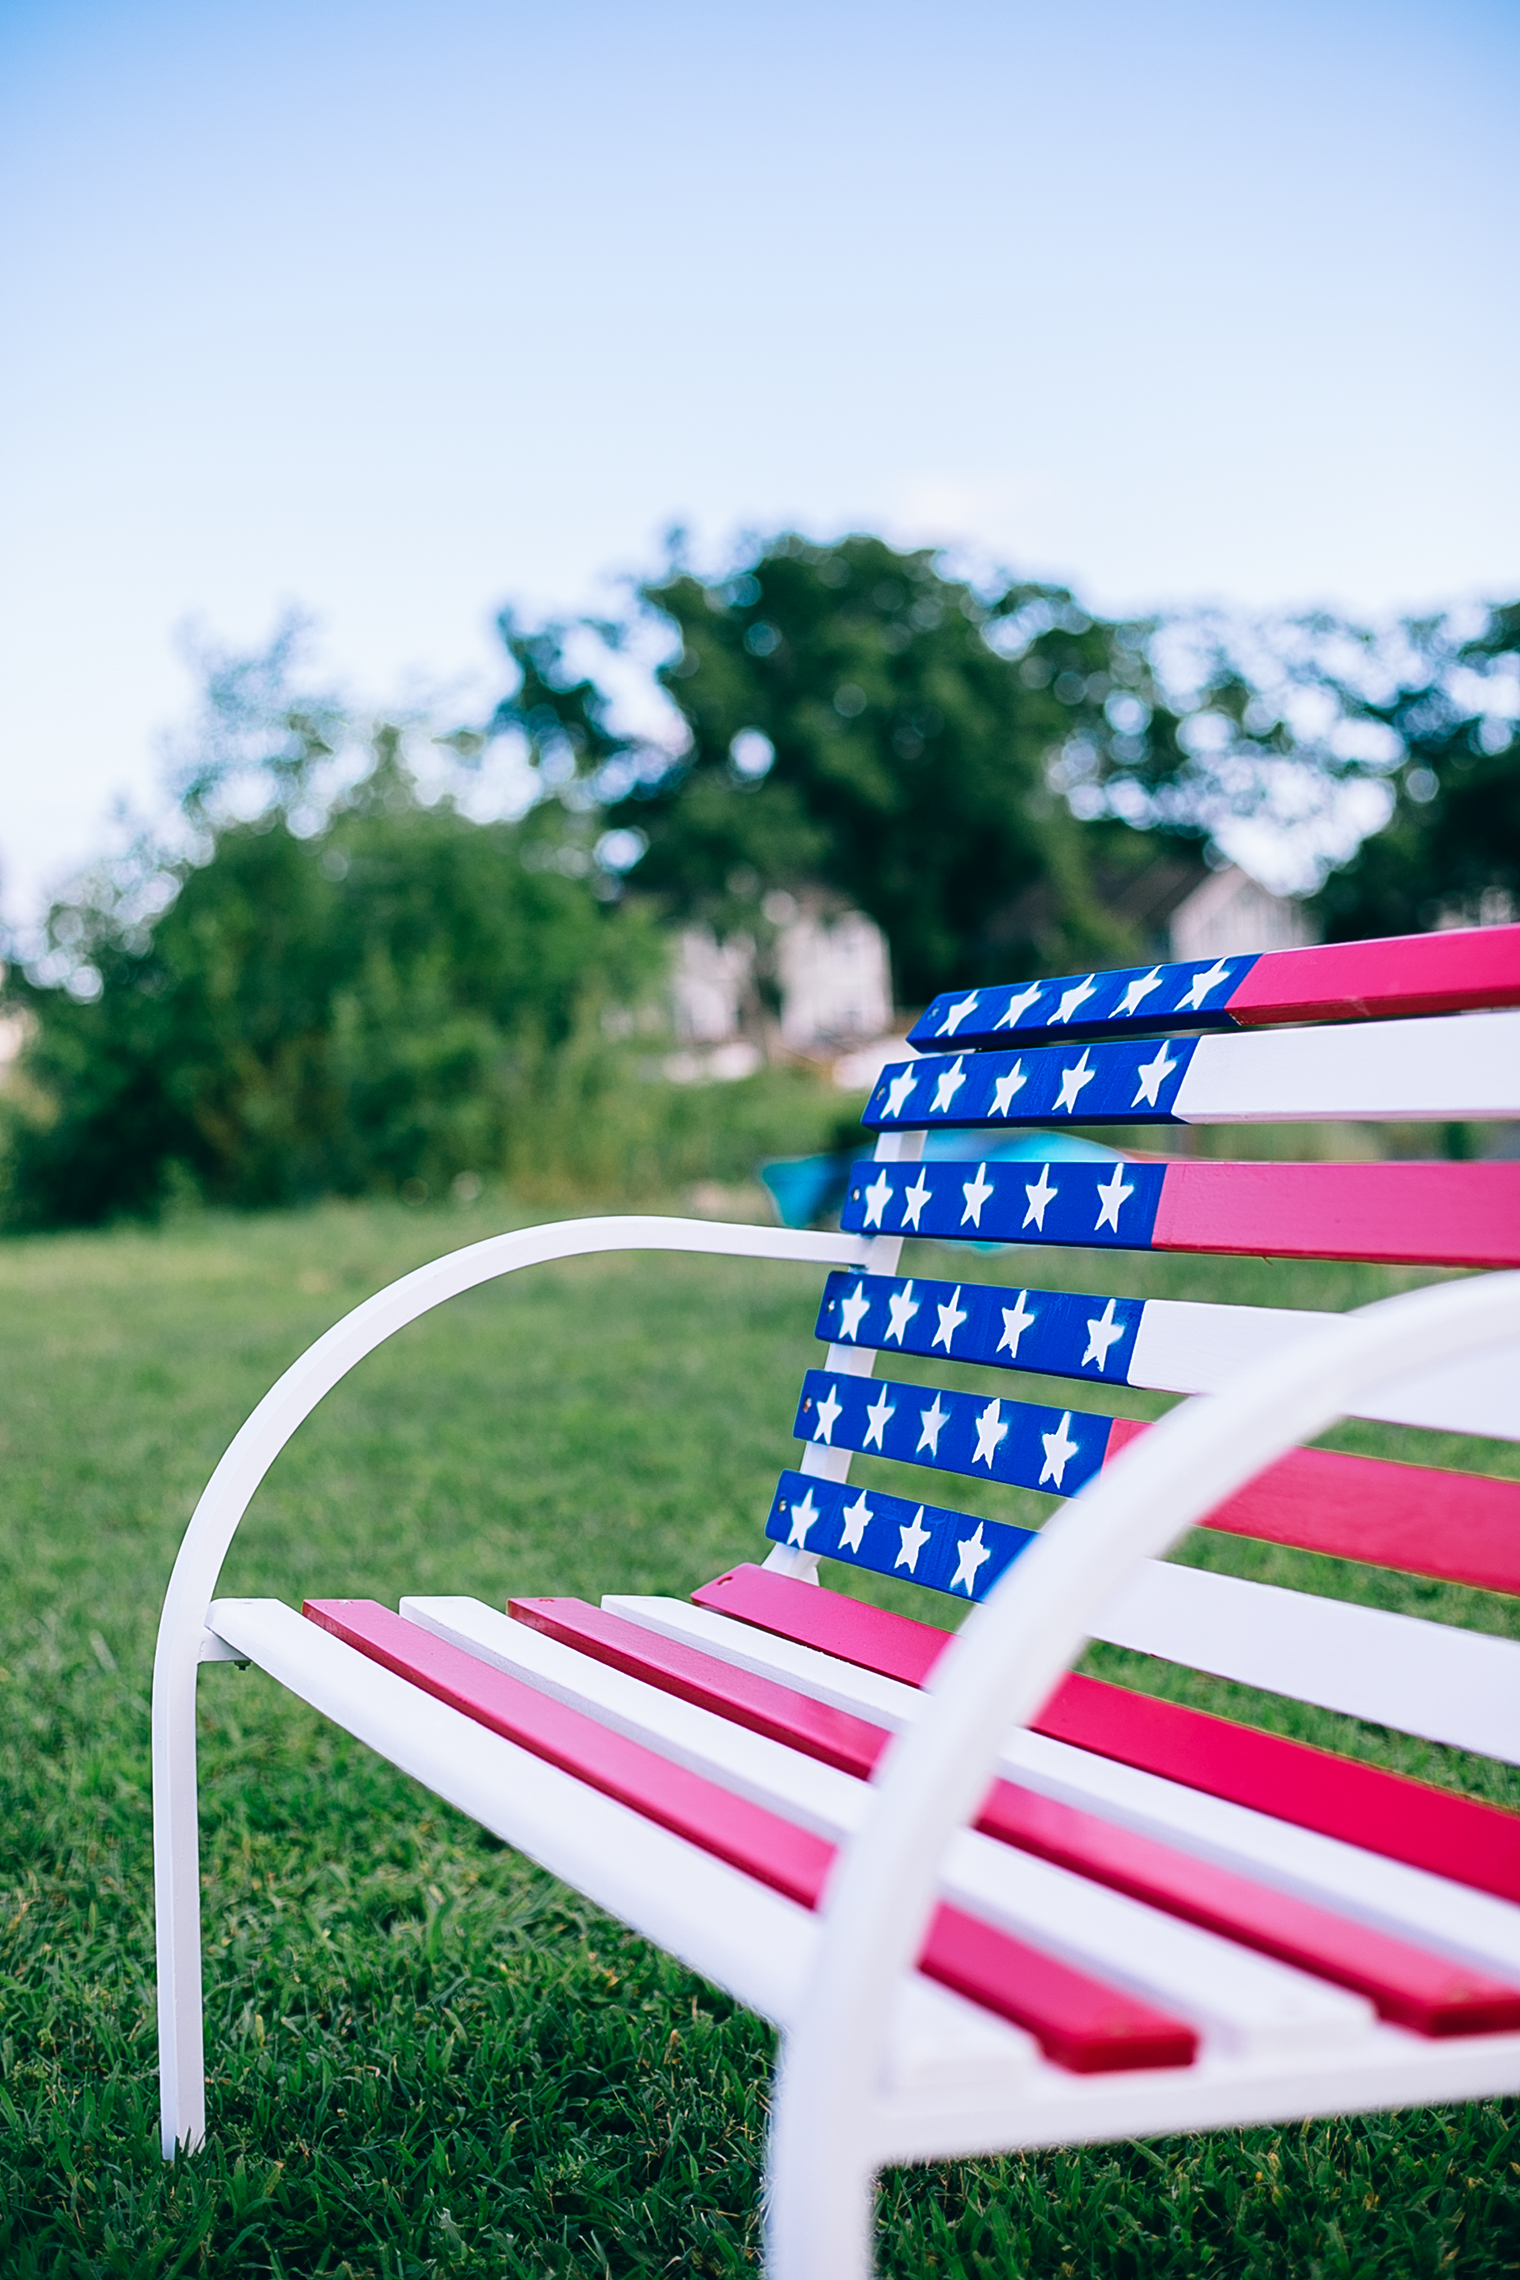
[
  {"x1": 492, "y1": 535, "x2": 1195, "y2": 1005},
  {"x1": 1, "y1": 644, "x2": 663, "y2": 1229},
  {"x1": 1309, "y1": 601, "x2": 1520, "y2": 940}
]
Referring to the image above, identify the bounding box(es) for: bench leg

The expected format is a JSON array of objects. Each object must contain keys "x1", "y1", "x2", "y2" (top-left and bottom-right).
[
  {"x1": 766, "y1": 2041, "x2": 876, "y2": 2278},
  {"x1": 153, "y1": 1644, "x2": 207, "y2": 2156}
]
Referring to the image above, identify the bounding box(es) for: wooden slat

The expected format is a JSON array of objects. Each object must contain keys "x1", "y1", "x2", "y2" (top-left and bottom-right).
[
  {"x1": 765, "y1": 1469, "x2": 1037, "y2": 1601},
  {"x1": 412, "y1": 1596, "x2": 1381, "y2": 2053},
  {"x1": 836, "y1": 1159, "x2": 1520, "y2": 1268},
  {"x1": 863, "y1": 1012, "x2": 1520, "y2": 1131},
  {"x1": 793, "y1": 1368, "x2": 1115, "y2": 1493},
  {"x1": 499, "y1": 1596, "x2": 1520, "y2": 2036},
  {"x1": 206, "y1": 1596, "x2": 1038, "y2": 2089},
  {"x1": 304, "y1": 1596, "x2": 1197, "y2": 2071},
  {"x1": 1105, "y1": 1423, "x2": 1520, "y2": 1600},
  {"x1": 688, "y1": 1566, "x2": 1520, "y2": 1905},
  {"x1": 604, "y1": 1593, "x2": 1520, "y2": 1982},
  {"x1": 815, "y1": 1271, "x2": 1520, "y2": 1441},
  {"x1": 1152, "y1": 1161, "x2": 1520, "y2": 1269},
  {"x1": 788, "y1": 1350, "x2": 1520, "y2": 1595},
  {"x1": 1090, "y1": 1560, "x2": 1520, "y2": 1763},
  {"x1": 909, "y1": 924, "x2": 1520, "y2": 1049}
]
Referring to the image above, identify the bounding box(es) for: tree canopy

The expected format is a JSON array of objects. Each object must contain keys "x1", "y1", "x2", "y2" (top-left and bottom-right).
[
  {"x1": 1, "y1": 649, "x2": 661, "y2": 1229},
  {"x1": 1308, "y1": 601, "x2": 1520, "y2": 939},
  {"x1": 491, "y1": 535, "x2": 1199, "y2": 1005}
]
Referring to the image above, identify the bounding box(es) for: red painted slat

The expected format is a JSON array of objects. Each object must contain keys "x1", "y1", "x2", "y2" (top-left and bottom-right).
[
  {"x1": 974, "y1": 1777, "x2": 1520, "y2": 2036},
  {"x1": 1150, "y1": 1160, "x2": 1520, "y2": 1268},
  {"x1": 694, "y1": 1567, "x2": 1520, "y2": 1905},
  {"x1": 304, "y1": 1598, "x2": 1196, "y2": 2071},
  {"x1": 694, "y1": 1565, "x2": 948, "y2": 1686},
  {"x1": 1040, "y1": 1675, "x2": 1520, "y2": 1908},
  {"x1": 510, "y1": 1596, "x2": 892, "y2": 1775},
  {"x1": 1103, "y1": 1420, "x2": 1520, "y2": 1599},
  {"x1": 1225, "y1": 924, "x2": 1520, "y2": 1027},
  {"x1": 513, "y1": 1596, "x2": 1520, "y2": 2035},
  {"x1": 918, "y1": 1904, "x2": 1192, "y2": 2072}
]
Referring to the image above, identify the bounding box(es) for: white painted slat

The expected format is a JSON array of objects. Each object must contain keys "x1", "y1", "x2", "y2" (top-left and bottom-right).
[
  {"x1": 869, "y1": 2023, "x2": 1520, "y2": 2172},
  {"x1": 405, "y1": 1595, "x2": 1376, "y2": 2055},
  {"x1": 204, "y1": 1597, "x2": 1033, "y2": 2095},
  {"x1": 1174, "y1": 1009, "x2": 1520, "y2": 1123},
  {"x1": 1091, "y1": 1562, "x2": 1520, "y2": 1763},
  {"x1": 1130, "y1": 1300, "x2": 1520, "y2": 1442},
  {"x1": 606, "y1": 1596, "x2": 1520, "y2": 1978}
]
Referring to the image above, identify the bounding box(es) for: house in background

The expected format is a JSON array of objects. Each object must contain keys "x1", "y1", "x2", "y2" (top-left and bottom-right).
[
  {"x1": 1109, "y1": 854, "x2": 1316, "y2": 963},
  {"x1": 668, "y1": 898, "x2": 892, "y2": 1081},
  {"x1": 667, "y1": 855, "x2": 1314, "y2": 1084}
]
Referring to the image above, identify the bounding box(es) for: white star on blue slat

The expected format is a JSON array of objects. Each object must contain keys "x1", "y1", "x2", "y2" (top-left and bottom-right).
[
  {"x1": 886, "y1": 1282, "x2": 920, "y2": 1343},
  {"x1": 916, "y1": 1393, "x2": 949, "y2": 1458},
  {"x1": 1039, "y1": 1412, "x2": 1080, "y2": 1488},
  {"x1": 950, "y1": 1522, "x2": 992, "y2": 1595},
  {"x1": 864, "y1": 1387, "x2": 896, "y2": 1449},
  {"x1": 896, "y1": 1506, "x2": 932, "y2": 1573},
  {"x1": 995, "y1": 981, "x2": 1043, "y2": 1030},
  {"x1": 990, "y1": 1062, "x2": 1027, "y2": 1116},
  {"x1": 1052, "y1": 974, "x2": 1098, "y2": 1024},
  {"x1": 1055, "y1": 1049, "x2": 1097, "y2": 1113},
  {"x1": 961, "y1": 1163, "x2": 994, "y2": 1227},
  {"x1": 900, "y1": 1168, "x2": 932, "y2": 1229},
  {"x1": 1175, "y1": 958, "x2": 1233, "y2": 1012},
  {"x1": 1132, "y1": 1040, "x2": 1179, "y2": 1109},
  {"x1": 882, "y1": 1067, "x2": 917, "y2": 1118},
  {"x1": 972, "y1": 1398, "x2": 1009, "y2": 1468},
  {"x1": 931, "y1": 1055, "x2": 968, "y2": 1113},
  {"x1": 839, "y1": 1491, "x2": 874, "y2": 1553},
  {"x1": 1022, "y1": 1165, "x2": 1058, "y2": 1230},
  {"x1": 788, "y1": 1488, "x2": 821, "y2": 1547},
  {"x1": 1116, "y1": 967, "x2": 1165, "y2": 1017},
  {"x1": 811, "y1": 1384, "x2": 842, "y2": 1443},
  {"x1": 837, "y1": 1282, "x2": 871, "y2": 1340},
  {"x1": 937, "y1": 991, "x2": 980, "y2": 1037},
  {"x1": 998, "y1": 1289, "x2": 1037, "y2": 1358},
  {"x1": 1094, "y1": 1162, "x2": 1136, "y2": 1232},
  {"x1": 862, "y1": 1168, "x2": 893, "y2": 1227},
  {"x1": 933, "y1": 1288, "x2": 967, "y2": 1352},
  {"x1": 1081, "y1": 1299, "x2": 1127, "y2": 1372}
]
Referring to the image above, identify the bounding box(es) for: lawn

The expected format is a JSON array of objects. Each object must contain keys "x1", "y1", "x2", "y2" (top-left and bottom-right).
[{"x1": 1, "y1": 1192, "x2": 1517, "y2": 2277}]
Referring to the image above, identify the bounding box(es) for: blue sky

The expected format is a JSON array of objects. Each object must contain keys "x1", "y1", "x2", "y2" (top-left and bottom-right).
[{"x1": 2, "y1": 0, "x2": 1516, "y2": 923}]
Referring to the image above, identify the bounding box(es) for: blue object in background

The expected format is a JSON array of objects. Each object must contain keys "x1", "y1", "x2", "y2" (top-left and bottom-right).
[{"x1": 760, "y1": 1128, "x2": 1123, "y2": 1228}]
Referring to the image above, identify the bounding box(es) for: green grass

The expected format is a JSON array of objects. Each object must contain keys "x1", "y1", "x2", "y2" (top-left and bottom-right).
[{"x1": 1, "y1": 1193, "x2": 1516, "y2": 2277}]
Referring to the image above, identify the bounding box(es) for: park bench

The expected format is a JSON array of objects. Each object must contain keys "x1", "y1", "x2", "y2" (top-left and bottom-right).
[{"x1": 154, "y1": 921, "x2": 1520, "y2": 2276}]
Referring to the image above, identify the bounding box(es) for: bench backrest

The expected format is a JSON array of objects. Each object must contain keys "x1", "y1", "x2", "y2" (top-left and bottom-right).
[{"x1": 719, "y1": 923, "x2": 1520, "y2": 1834}]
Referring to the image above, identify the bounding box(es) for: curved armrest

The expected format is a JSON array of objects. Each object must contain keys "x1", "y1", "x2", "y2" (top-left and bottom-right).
[
  {"x1": 154, "y1": 1211, "x2": 866, "y2": 2155},
  {"x1": 769, "y1": 1269, "x2": 1520, "y2": 2274}
]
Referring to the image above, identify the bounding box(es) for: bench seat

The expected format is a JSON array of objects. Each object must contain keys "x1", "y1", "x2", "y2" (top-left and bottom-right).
[{"x1": 155, "y1": 920, "x2": 1520, "y2": 2275}]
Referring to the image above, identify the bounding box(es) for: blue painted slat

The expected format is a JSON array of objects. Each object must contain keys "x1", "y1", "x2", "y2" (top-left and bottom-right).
[
  {"x1": 838, "y1": 1156, "x2": 1165, "y2": 1250},
  {"x1": 863, "y1": 1034, "x2": 1200, "y2": 1130},
  {"x1": 764, "y1": 1469, "x2": 1037, "y2": 1600},
  {"x1": 909, "y1": 955, "x2": 1259, "y2": 1051},
  {"x1": 793, "y1": 1368, "x2": 1115, "y2": 1495},
  {"x1": 815, "y1": 1270, "x2": 1146, "y2": 1385}
]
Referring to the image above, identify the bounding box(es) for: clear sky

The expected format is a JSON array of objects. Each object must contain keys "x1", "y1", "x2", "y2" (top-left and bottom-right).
[{"x1": 2, "y1": 0, "x2": 1516, "y2": 926}]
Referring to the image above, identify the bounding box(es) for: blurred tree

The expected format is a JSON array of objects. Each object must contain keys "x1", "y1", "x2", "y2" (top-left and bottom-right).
[
  {"x1": 1, "y1": 634, "x2": 661, "y2": 1228},
  {"x1": 491, "y1": 535, "x2": 1195, "y2": 1006},
  {"x1": 1309, "y1": 602, "x2": 1520, "y2": 940}
]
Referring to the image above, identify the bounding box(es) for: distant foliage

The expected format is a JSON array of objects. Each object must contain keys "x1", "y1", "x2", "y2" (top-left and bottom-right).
[
  {"x1": 490, "y1": 540, "x2": 1520, "y2": 979},
  {"x1": 0, "y1": 658, "x2": 666, "y2": 1229},
  {"x1": 493, "y1": 535, "x2": 1198, "y2": 1005},
  {"x1": 1307, "y1": 601, "x2": 1520, "y2": 939}
]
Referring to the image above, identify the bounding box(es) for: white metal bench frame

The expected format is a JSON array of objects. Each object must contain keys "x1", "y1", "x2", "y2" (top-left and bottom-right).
[
  {"x1": 153, "y1": 1217, "x2": 871, "y2": 2157},
  {"x1": 153, "y1": 1206, "x2": 1520, "y2": 2274}
]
